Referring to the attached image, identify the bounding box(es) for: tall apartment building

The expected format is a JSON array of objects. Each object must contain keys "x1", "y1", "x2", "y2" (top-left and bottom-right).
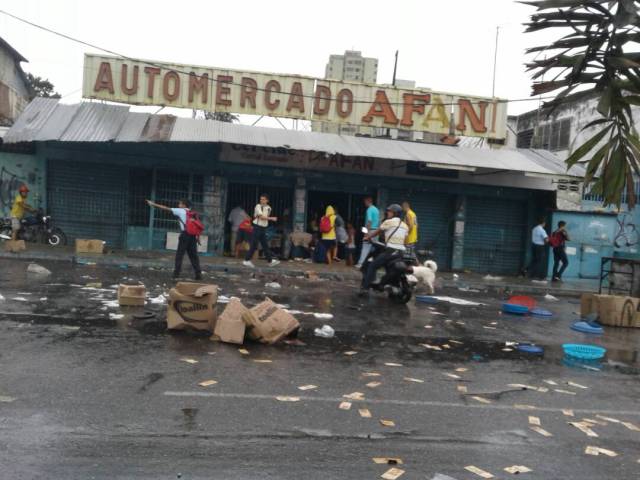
[{"x1": 313, "y1": 50, "x2": 378, "y2": 135}]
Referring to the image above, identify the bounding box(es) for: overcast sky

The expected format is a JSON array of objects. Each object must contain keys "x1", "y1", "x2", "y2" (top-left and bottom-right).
[{"x1": 1, "y1": 0, "x2": 558, "y2": 126}]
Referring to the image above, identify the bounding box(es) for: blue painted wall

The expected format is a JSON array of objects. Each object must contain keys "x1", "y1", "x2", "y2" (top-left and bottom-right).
[
  {"x1": 548, "y1": 210, "x2": 618, "y2": 279},
  {"x1": 0, "y1": 151, "x2": 46, "y2": 218}
]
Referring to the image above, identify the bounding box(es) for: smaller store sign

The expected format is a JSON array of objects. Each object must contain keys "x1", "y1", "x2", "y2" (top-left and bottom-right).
[
  {"x1": 222, "y1": 144, "x2": 399, "y2": 176},
  {"x1": 83, "y1": 54, "x2": 507, "y2": 139}
]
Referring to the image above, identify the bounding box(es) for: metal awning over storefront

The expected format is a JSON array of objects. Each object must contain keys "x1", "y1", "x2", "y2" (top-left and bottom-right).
[{"x1": 3, "y1": 98, "x2": 583, "y2": 178}]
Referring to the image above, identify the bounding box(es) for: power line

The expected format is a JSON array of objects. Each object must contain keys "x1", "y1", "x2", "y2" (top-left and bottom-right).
[{"x1": 0, "y1": 8, "x2": 552, "y2": 108}]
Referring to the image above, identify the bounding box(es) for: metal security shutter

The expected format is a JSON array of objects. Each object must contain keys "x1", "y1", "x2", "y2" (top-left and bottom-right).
[
  {"x1": 389, "y1": 189, "x2": 455, "y2": 269},
  {"x1": 463, "y1": 197, "x2": 526, "y2": 274},
  {"x1": 47, "y1": 159, "x2": 127, "y2": 248}
]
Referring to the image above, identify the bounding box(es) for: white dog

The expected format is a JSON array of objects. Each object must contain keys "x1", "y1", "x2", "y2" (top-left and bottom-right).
[{"x1": 409, "y1": 260, "x2": 438, "y2": 294}]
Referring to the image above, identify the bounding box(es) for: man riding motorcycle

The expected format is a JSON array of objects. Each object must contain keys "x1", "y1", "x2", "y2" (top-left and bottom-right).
[
  {"x1": 10, "y1": 185, "x2": 36, "y2": 241},
  {"x1": 359, "y1": 204, "x2": 410, "y2": 296}
]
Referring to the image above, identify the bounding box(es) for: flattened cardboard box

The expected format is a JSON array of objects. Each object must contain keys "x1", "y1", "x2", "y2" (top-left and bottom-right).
[
  {"x1": 4, "y1": 240, "x2": 26, "y2": 253},
  {"x1": 167, "y1": 282, "x2": 218, "y2": 332},
  {"x1": 118, "y1": 284, "x2": 147, "y2": 307},
  {"x1": 212, "y1": 297, "x2": 247, "y2": 344},
  {"x1": 76, "y1": 239, "x2": 105, "y2": 254},
  {"x1": 581, "y1": 293, "x2": 640, "y2": 328},
  {"x1": 242, "y1": 298, "x2": 300, "y2": 344}
]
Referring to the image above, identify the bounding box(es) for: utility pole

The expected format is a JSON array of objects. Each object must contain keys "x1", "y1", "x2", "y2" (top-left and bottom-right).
[
  {"x1": 386, "y1": 50, "x2": 399, "y2": 137},
  {"x1": 491, "y1": 26, "x2": 499, "y2": 97}
]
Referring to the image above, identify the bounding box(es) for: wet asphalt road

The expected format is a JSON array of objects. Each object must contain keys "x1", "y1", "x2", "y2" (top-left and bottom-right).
[{"x1": 0, "y1": 258, "x2": 639, "y2": 479}]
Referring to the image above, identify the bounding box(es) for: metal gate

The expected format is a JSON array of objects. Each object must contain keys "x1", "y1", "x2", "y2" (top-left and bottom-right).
[
  {"x1": 463, "y1": 197, "x2": 527, "y2": 274},
  {"x1": 47, "y1": 159, "x2": 127, "y2": 248},
  {"x1": 389, "y1": 189, "x2": 455, "y2": 269}
]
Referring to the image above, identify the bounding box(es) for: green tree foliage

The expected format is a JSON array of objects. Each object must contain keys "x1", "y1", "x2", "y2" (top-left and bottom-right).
[
  {"x1": 524, "y1": 0, "x2": 640, "y2": 208},
  {"x1": 25, "y1": 73, "x2": 61, "y2": 100}
]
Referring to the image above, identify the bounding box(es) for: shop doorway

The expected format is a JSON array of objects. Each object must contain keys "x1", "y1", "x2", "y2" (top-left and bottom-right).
[
  {"x1": 307, "y1": 190, "x2": 371, "y2": 231},
  {"x1": 225, "y1": 183, "x2": 293, "y2": 253}
]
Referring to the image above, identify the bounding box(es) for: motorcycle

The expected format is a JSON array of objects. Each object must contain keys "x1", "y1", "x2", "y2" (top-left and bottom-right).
[
  {"x1": 0, "y1": 209, "x2": 67, "y2": 247},
  {"x1": 360, "y1": 228, "x2": 418, "y2": 304}
]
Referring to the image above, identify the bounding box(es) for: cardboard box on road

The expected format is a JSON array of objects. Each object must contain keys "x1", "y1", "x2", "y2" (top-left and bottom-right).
[
  {"x1": 4, "y1": 240, "x2": 26, "y2": 253},
  {"x1": 75, "y1": 239, "x2": 105, "y2": 254},
  {"x1": 167, "y1": 282, "x2": 217, "y2": 332},
  {"x1": 581, "y1": 293, "x2": 640, "y2": 328},
  {"x1": 212, "y1": 297, "x2": 247, "y2": 344},
  {"x1": 242, "y1": 298, "x2": 300, "y2": 344},
  {"x1": 118, "y1": 284, "x2": 147, "y2": 307}
]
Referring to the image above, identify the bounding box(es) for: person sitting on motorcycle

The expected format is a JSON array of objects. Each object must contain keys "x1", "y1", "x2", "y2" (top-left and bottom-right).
[
  {"x1": 360, "y1": 204, "x2": 409, "y2": 295},
  {"x1": 10, "y1": 185, "x2": 36, "y2": 241}
]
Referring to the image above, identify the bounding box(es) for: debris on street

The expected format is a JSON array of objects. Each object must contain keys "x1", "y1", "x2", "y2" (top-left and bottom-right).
[
  {"x1": 264, "y1": 282, "x2": 281, "y2": 289},
  {"x1": 275, "y1": 396, "x2": 300, "y2": 402},
  {"x1": 585, "y1": 446, "x2": 618, "y2": 457},
  {"x1": 198, "y1": 380, "x2": 218, "y2": 387},
  {"x1": 379, "y1": 419, "x2": 395, "y2": 427},
  {"x1": 117, "y1": 284, "x2": 147, "y2": 307},
  {"x1": 167, "y1": 283, "x2": 216, "y2": 331},
  {"x1": 569, "y1": 421, "x2": 599, "y2": 437},
  {"x1": 359, "y1": 409, "x2": 372, "y2": 418},
  {"x1": 243, "y1": 298, "x2": 300, "y2": 344},
  {"x1": 380, "y1": 467, "x2": 405, "y2": 479},
  {"x1": 26, "y1": 263, "x2": 51, "y2": 275},
  {"x1": 339, "y1": 401, "x2": 352, "y2": 410},
  {"x1": 373, "y1": 457, "x2": 403, "y2": 465},
  {"x1": 504, "y1": 465, "x2": 532, "y2": 474},
  {"x1": 179, "y1": 358, "x2": 199, "y2": 364},
  {"x1": 404, "y1": 377, "x2": 424, "y2": 383},
  {"x1": 212, "y1": 297, "x2": 248, "y2": 344},
  {"x1": 464, "y1": 465, "x2": 494, "y2": 478},
  {"x1": 314, "y1": 325, "x2": 335, "y2": 338},
  {"x1": 297, "y1": 385, "x2": 317, "y2": 391}
]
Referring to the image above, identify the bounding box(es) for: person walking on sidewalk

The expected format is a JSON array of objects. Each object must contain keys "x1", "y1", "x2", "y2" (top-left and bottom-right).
[
  {"x1": 402, "y1": 201, "x2": 418, "y2": 261},
  {"x1": 228, "y1": 204, "x2": 248, "y2": 255},
  {"x1": 146, "y1": 199, "x2": 202, "y2": 280},
  {"x1": 526, "y1": 217, "x2": 549, "y2": 281},
  {"x1": 243, "y1": 194, "x2": 280, "y2": 268},
  {"x1": 550, "y1": 220, "x2": 570, "y2": 282},
  {"x1": 355, "y1": 196, "x2": 380, "y2": 268},
  {"x1": 320, "y1": 205, "x2": 337, "y2": 265}
]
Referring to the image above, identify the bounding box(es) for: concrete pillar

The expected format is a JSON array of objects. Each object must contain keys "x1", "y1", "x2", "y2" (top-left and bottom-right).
[
  {"x1": 451, "y1": 195, "x2": 466, "y2": 271},
  {"x1": 377, "y1": 188, "x2": 388, "y2": 211},
  {"x1": 294, "y1": 177, "x2": 306, "y2": 232},
  {"x1": 203, "y1": 176, "x2": 227, "y2": 255}
]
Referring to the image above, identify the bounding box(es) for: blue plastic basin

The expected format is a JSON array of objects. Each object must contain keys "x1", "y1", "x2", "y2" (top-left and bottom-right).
[
  {"x1": 562, "y1": 343, "x2": 606, "y2": 360},
  {"x1": 502, "y1": 303, "x2": 529, "y2": 315}
]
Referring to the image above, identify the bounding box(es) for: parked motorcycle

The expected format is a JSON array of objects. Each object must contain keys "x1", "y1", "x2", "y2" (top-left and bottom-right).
[
  {"x1": 360, "y1": 228, "x2": 418, "y2": 304},
  {"x1": 0, "y1": 209, "x2": 67, "y2": 247}
]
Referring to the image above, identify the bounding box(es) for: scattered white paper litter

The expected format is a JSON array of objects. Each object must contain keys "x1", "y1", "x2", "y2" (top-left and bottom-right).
[
  {"x1": 102, "y1": 300, "x2": 120, "y2": 308},
  {"x1": 265, "y1": 282, "x2": 281, "y2": 289},
  {"x1": 544, "y1": 294, "x2": 559, "y2": 301},
  {"x1": 431, "y1": 296, "x2": 483, "y2": 306},
  {"x1": 11, "y1": 297, "x2": 28, "y2": 302},
  {"x1": 0, "y1": 294, "x2": 4, "y2": 302},
  {"x1": 483, "y1": 274, "x2": 503, "y2": 281},
  {"x1": 313, "y1": 313, "x2": 334, "y2": 320},
  {"x1": 149, "y1": 294, "x2": 167, "y2": 304},
  {"x1": 109, "y1": 313, "x2": 124, "y2": 319}
]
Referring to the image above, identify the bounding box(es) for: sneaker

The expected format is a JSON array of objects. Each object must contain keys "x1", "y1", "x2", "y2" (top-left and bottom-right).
[
  {"x1": 354, "y1": 264, "x2": 362, "y2": 269},
  {"x1": 242, "y1": 260, "x2": 255, "y2": 268},
  {"x1": 194, "y1": 272, "x2": 203, "y2": 281},
  {"x1": 551, "y1": 276, "x2": 560, "y2": 282},
  {"x1": 269, "y1": 259, "x2": 280, "y2": 266}
]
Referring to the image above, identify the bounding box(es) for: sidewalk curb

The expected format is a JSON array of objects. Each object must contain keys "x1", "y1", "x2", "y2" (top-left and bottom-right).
[{"x1": 0, "y1": 250, "x2": 591, "y2": 296}]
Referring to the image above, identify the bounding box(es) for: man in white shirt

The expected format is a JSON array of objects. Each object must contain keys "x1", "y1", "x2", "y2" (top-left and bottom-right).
[
  {"x1": 360, "y1": 204, "x2": 408, "y2": 293},
  {"x1": 243, "y1": 194, "x2": 280, "y2": 267},
  {"x1": 227, "y1": 205, "x2": 248, "y2": 254},
  {"x1": 526, "y1": 218, "x2": 549, "y2": 280},
  {"x1": 146, "y1": 198, "x2": 202, "y2": 280}
]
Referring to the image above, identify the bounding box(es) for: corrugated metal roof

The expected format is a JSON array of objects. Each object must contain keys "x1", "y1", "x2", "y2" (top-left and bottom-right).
[
  {"x1": 3, "y1": 99, "x2": 581, "y2": 177},
  {"x1": 35, "y1": 103, "x2": 80, "y2": 141},
  {"x1": 3, "y1": 97, "x2": 59, "y2": 143},
  {"x1": 59, "y1": 102, "x2": 129, "y2": 142}
]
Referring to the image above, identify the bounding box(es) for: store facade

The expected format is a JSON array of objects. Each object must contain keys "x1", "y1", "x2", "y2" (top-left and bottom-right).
[{"x1": 1, "y1": 98, "x2": 576, "y2": 274}]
